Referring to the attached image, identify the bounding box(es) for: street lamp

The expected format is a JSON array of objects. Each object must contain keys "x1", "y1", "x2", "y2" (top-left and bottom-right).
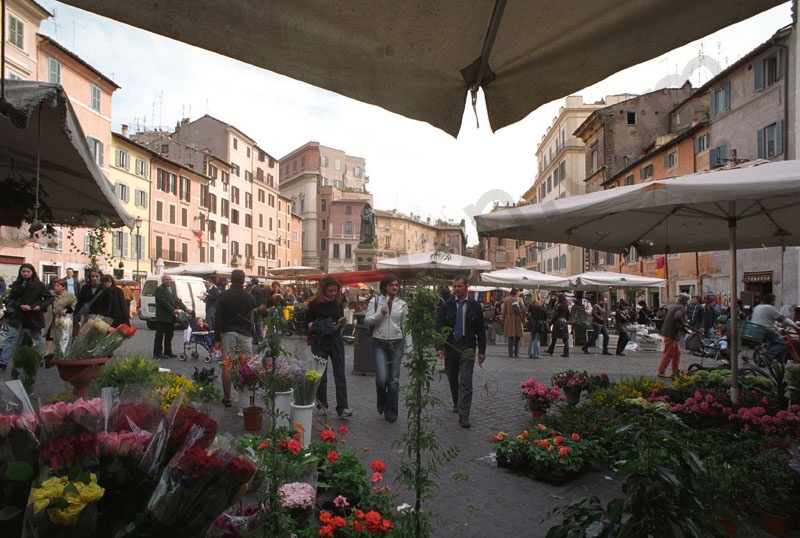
[{"x1": 134, "y1": 216, "x2": 143, "y2": 283}]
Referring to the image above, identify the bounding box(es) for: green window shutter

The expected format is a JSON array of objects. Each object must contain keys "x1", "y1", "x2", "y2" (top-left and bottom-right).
[
  {"x1": 776, "y1": 119, "x2": 784, "y2": 156},
  {"x1": 754, "y1": 59, "x2": 765, "y2": 91},
  {"x1": 757, "y1": 127, "x2": 765, "y2": 159}
]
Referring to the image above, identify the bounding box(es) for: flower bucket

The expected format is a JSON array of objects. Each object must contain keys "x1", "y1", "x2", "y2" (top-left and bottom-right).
[
  {"x1": 291, "y1": 402, "x2": 315, "y2": 448},
  {"x1": 51, "y1": 357, "x2": 109, "y2": 400},
  {"x1": 243, "y1": 406, "x2": 264, "y2": 431},
  {"x1": 563, "y1": 387, "x2": 582, "y2": 406},
  {"x1": 270, "y1": 389, "x2": 294, "y2": 429},
  {"x1": 531, "y1": 409, "x2": 546, "y2": 420},
  {"x1": 760, "y1": 510, "x2": 790, "y2": 537},
  {"x1": 238, "y1": 391, "x2": 252, "y2": 417}
]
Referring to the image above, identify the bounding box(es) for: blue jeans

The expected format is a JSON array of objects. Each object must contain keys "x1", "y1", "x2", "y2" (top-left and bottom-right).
[
  {"x1": 205, "y1": 305, "x2": 216, "y2": 331},
  {"x1": 373, "y1": 338, "x2": 404, "y2": 421},
  {"x1": 764, "y1": 330, "x2": 788, "y2": 361},
  {"x1": 587, "y1": 323, "x2": 610, "y2": 352},
  {"x1": 1, "y1": 325, "x2": 45, "y2": 366},
  {"x1": 527, "y1": 331, "x2": 541, "y2": 358}
]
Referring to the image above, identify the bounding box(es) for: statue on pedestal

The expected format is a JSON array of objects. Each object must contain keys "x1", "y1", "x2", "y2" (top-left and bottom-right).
[{"x1": 359, "y1": 203, "x2": 376, "y2": 246}]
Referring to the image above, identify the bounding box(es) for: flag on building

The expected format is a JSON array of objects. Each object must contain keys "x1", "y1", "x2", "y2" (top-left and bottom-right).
[{"x1": 656, "y1": 256, "x2": 666, "y2": 279}]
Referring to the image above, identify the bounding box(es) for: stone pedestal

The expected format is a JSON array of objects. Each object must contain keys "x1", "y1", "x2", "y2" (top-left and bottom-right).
[{"x1": 354, "y1": 246, "x2": 379, "y2": 271}]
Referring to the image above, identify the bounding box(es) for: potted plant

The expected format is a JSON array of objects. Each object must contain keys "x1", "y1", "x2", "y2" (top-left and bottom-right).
[
  {"x1": 787, "y1": 363, "x2": 800, "y2": 405},
  {"x1": 551, "y1": 369, "x2": 589, "y2": 405},
  {"x1": 520, "y1": 377, "x2": 561, "y2": 419},
  {"x1": 751, "y1": 442, "x2": 798, "y2": 536},
  {"x1": 585, "y1": 373, "x2": 611, "y2": 393}
]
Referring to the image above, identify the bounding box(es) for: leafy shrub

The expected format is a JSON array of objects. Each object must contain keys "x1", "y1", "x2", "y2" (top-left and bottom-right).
[
  {"x1": 98, "y1": 356, "x2": 159, "y2": 388},
  {"x1": 589, "y1": 376, "x2": 664, "y2": 409}
]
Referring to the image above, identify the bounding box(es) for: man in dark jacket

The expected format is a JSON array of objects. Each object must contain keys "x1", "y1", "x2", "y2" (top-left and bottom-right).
[
  {"x1": 216, "y1": 269, "x2": 258, "y2": 407},
  {"x1": 435, "y1": 275, "x2": 486, "y2": 429},
  {"x1": 152, "y1": 274, "x2": 187, "y2": 359}
]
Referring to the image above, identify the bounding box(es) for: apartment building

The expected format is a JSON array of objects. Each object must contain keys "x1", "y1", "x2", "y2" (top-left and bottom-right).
[
  {"x1": 372, "y1": 209, "x2": 466, "y2": 261},
  {"x1": 279, "y1": 142, "x2": 372, "y2": 272},
  {"x1": 2, "y1": 0, "x2": 49, "y2": 80}
]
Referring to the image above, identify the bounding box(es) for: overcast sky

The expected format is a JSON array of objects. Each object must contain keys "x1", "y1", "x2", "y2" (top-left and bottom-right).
[{"x1": 39, "y1": 1, "x2": 792, "y2": 244}]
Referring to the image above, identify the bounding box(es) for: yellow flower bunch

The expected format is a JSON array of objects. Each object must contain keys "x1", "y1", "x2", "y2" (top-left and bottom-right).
[
  {"x1": 156, "y1": 372, "x2": 195, "y2": 411},
  {"x1": 590, "y1": 377, "x2": 665, "y2": 409},
  {"x1": 29, "y1": 474, "x2": 105, "y2": 526}
]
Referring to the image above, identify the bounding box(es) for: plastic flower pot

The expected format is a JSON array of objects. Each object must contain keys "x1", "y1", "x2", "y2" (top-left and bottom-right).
[{"x1": 51, "y1": 357, "x2": 109, "y2": 400}]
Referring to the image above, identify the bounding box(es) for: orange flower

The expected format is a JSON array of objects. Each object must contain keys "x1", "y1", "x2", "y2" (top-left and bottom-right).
[
  {"x1": 553, "y1": 435, "x2": 564, "y2": 445},
  {"x1": 558, "y1": 446, "x2": 570, "y2": 458},
  {"x1": 337, "y1": 425, "x2": 349, "y2": 436},
  {"x1": 522, "y1": 430, "x2": 530, "y2": 438},
  {"x1": 371, "y1": 459, "x2": 386, "y2": 473},
  {"x1": 537, "y1": 423, "x2": 547, "y2": 432},
  {"x1": 320, "y1": 429, "x2": 336, "y2": 443},
  {"x1": 571, "y1": 432, "x2": 581, "y2": 441},
  {"x1": 327, "y1": 450, "x2": 339, "y2": 463}
]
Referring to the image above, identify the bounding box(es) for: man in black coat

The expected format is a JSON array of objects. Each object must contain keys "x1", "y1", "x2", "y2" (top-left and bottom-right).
[
  {"x1": 216, "y1": 270, "x2": 258, "y2": 407},
  {"x1": 435, "y1": 275, "x2": 486, "y2": 429}
]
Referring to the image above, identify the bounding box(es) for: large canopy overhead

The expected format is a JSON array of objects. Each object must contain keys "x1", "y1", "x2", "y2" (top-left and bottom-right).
[
  {"x1": 163, "y1": 262, "x2": 232, "y2": 277},
  {"x1": 0, "y1": 80, "x2": 132, "y2": 227},
  {"x1": 59, "y1": 0, "x2": 781, "y2": 137}
]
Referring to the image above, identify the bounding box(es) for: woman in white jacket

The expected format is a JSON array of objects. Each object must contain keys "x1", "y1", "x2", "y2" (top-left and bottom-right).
[{"x1": 364, "y1": 274, "x2": 410, "y2": 423}]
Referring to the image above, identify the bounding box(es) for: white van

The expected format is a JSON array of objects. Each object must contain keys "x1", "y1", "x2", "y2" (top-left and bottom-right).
[{"x1": 138, "y1": 275, "x2": 207, "y2": 329}]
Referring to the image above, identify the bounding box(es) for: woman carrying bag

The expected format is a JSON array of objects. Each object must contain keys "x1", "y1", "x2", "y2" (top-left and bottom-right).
[
  {"x1": 364, "y1": 275, "x2": 410, "y2": 423},
  {"x1": 526, "y1": 293, "x2": 548, "y2": 359},
  {"x1": 43, "y1": 278, "x2": 77, "y2": 359}
]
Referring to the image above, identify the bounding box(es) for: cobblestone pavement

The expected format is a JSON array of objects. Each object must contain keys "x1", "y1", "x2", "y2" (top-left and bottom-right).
[{"x1": 20, "y1": 321, "x2": 741, "y2": 537}]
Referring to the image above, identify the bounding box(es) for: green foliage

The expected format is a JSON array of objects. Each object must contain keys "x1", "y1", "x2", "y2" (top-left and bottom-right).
[
  {"x1": 786, "y1": 363, "x2": 800, "y2": 388},
  {"x1": 11, "y1": 334, "x2": 40, "y2": 394},
  {"x1": 188, "y1": 366, "x2": 222, "y2": 404},
  {"x1": 546, "y1": 409, "x2": 716, "y2": 537},
  {"x1": 395, "y1": 277, "x2": 458, "y2": 538}
]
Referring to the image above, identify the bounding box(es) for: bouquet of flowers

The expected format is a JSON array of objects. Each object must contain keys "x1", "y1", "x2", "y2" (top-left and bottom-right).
[
  {"x1": 22, "y1": 470, "x2": 105, "y2": 537},
  {"x1": 520, "y1": 377, "x2": 561, "y2": 412},
  {"x1": 144, "y1": 438, "x2": 258, "y2": 536},
  {"x1": 263, "y1": 355, "x2": 294, "y2": 393},
  {"x1": 290, "y1": 354, "x2": 328, "y2": 406},
  {"x1": 60, "y1": 316, "x2": 137, "y2": 360},
  {"x1": 0, "y1": 381, "x2": 40, "y2": 537},
  {"x1": 222, "y1": 353, "x2": 255, "y2": 392},
  {"x1": 551, "y1": 369, "x2": 590, "y2": 391}
]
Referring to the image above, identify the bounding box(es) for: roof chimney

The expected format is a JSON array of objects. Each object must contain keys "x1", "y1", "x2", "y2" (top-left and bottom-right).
[{"x1": 121, "y1": 124, "x2": 129, "y2": 138}]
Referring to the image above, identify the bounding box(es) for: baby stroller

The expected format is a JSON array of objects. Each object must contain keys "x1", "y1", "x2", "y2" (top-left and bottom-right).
[
  {"x1": 685, "y1": 327, "x2": 731, "y2": 373},
  {"x1": 180, "y1": 316, "x2": 214, "y2": 362}
]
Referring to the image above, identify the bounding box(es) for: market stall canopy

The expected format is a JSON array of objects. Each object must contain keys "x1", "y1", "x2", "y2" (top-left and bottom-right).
[
  {"x1": 58, "y1": 0, "x2": 780, "y2": 137},
  {"x1": 480, "y1": 267, "x2": 569, "y2": 289},
  {"x1": 267, "y1": 266, "x2": 323, "y2": 279},
  {"x1": 163, "y1": 262, "x2": 232, "y2": 278},
  {"x1": 570, "y1": 271, "x2": 666, "y2": 290},
  {"x1": 377, "y1": 251, "x2": 492, "y2": 275},
  {"x1": 305, "y1": 270, "x2": 387, "y2": 286},
  {"x1": 0, "y1": 80, "x2": 132, "y2": 227},
  {"x1": 475, "y1": 159, "x2": 800, "y2": 404},
  {"x1": 474, "y1": 160, "x2": 800, "y2": 255}
]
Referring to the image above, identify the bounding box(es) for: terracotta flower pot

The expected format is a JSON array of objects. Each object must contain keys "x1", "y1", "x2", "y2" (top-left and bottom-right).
[
  {"x1": 531, "y1": 409, "x2": 546, "y2": 420},
  {"x1": 51, "y1": 357, "x2": 109, "y2": 400},
  {"x1": 242, "y1": 406, "x2": 264, "y2": 430},
  {"x1": 760, "y1": 509, "x2": 790, "y2": 537}
]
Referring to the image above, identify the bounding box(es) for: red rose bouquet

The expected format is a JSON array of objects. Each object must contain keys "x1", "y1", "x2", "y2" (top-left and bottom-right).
[{"x1": 143, "y1": 438, "x2": 258, "y2": 536}]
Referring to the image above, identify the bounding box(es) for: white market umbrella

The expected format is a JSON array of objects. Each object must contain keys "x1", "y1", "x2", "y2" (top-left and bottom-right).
[
  {"x1": 475, "y1": 159, "x2": 800, "y2": 402},
  {"x1": 164, "y1": 262, "x2": 232, "y2": 277},
  {"x1": 59, "y1": 1, "x2": 778, "y2": 137},
  {"x1": 377, "y1": 251, "x2": 492, "y2": 273},
  {"x1": 480, "y1": 267, "x2": 569, "y2": 289},
  {"x1": 570, "y1": 271, "x2": 666, "y2": 290},
  {"x1": 267, "y1": 266, "x2": 321, "y2": 279}
]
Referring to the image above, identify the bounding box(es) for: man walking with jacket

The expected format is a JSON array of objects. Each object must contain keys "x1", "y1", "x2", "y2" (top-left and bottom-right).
[
  {"x1": 215, "y1": 269, "x2": 258, "y2": 407},
  {"x1": 153, "y1": 274, "x2": 187, "y2": 359},
  {"x1": 435, "y1": 275, "x2": 486, "y2": 428}
]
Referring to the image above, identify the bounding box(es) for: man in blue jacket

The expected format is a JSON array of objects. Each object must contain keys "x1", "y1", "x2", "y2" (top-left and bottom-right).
[{"x1": 435, "y1": 275, "x2": 486, "y2": 428}]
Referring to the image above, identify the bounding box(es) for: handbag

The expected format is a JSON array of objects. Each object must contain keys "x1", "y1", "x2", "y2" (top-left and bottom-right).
[{"x1": 538, "y1": 319, "x2": 551, "y2": 334}]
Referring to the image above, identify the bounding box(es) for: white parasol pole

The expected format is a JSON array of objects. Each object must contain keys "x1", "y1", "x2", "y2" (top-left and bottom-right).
[{"x1": 728, "y1": 202, "x2": 739, "y2": 404}]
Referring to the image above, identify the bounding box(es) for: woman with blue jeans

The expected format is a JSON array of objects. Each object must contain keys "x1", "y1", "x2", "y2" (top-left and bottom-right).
[
  {"x1": 0, "y1": 264, "x2": 53, "y2": 370},
  {"x1": 364, "y1": 275, "x2": 410, "y2": 423}
]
